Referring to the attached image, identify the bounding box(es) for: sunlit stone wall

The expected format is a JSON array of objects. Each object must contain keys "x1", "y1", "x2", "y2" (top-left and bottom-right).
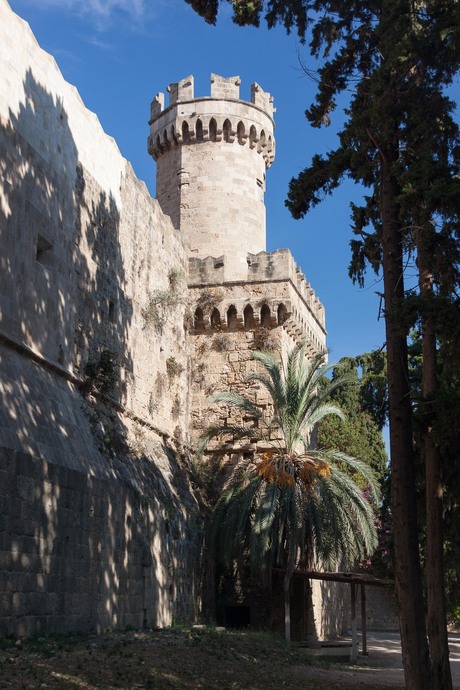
[{"x1": 0, "y1": 0, "x2": 200, "y2": 636}]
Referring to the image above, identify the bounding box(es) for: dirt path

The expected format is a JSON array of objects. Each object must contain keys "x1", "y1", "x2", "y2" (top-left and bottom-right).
[{"x1": 0, "y1": 629, "x2": 459, "y2": 689}]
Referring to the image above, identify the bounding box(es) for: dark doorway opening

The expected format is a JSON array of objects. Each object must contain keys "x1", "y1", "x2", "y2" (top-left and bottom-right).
[{"x1": 225, "y1": 606, "x2": 251, "y2": 629}]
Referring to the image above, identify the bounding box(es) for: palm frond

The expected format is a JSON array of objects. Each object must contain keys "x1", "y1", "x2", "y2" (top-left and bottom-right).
[
  {"x1": 201, "y1": 342, "x2": 382, "y2": 598},
  {"x1": 197, "y1": 423, "x2": 259, "y2": 454},
  {"x1": 316, "y1": 449, "x2": 381, "y2": 501},
  {"x1": 209, "y1": 391, "x2": 262, "y2": 419},
  {"x1": 250, "y1": 482, "x2": 280, "y2": 574}
]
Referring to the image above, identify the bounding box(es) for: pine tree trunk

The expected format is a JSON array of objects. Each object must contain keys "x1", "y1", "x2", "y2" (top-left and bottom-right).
[
  {"x1": 380, "y1": 159, "x2": 432, "y2": 690},
  {"x1": 416, "y1": 223, "x2": 453, "y2": 690}
]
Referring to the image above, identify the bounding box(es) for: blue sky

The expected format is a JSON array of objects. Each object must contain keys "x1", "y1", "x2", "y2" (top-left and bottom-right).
[{"x1": 9, "y1": 0, "x2": 458, "y2": 364}]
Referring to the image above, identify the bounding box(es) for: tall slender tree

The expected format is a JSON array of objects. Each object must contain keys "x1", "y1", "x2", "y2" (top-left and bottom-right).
[{"x1": 187, "y1": 2, "x2": 460, "y2": 687}]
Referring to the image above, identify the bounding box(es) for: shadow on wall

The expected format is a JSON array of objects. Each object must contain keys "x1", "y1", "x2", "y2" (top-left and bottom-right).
[
  {"x1": 0, "y1": 68, "x2": 133, "y2": 397},
  {"x1": 0, "y1": 71, "x2": 201, "y2": 635},
  {"x1": 1, "y1": 442, "x2": 201, "y2": 635},
  {"x1": 319, "y1": 580, "x2": 348, "y2": 639},
  {"x1": 73, "y1": 160, "x2": 133, "y2": 397}
]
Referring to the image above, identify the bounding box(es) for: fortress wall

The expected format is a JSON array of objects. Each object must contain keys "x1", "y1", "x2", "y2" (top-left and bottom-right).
[
  {"x1": 0, "y1": 0, "x2": 344, "y2": 641},
  {"x1": 0, "y1": 0, "x2": 190, "y2": 438},
  {"x1": 187, "y1": 270, "x2": 326, "y2": 445},
  {"x1": 0, "y1": 0, "x2": 200, "y2": 636},
  {"x1": 188, "y1": 248, "x2": 326, "y2": 359},
  {"x1": 0, "y1": 443, "x2": 200, "y2": 637}
]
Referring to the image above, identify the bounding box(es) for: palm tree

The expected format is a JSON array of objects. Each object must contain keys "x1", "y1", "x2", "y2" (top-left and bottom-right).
[{"x1": 199, "y1": 343, "x2": 380, "y2": 641}]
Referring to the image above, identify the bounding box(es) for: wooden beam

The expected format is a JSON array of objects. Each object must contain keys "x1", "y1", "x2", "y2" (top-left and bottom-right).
[{"x1": 361, "y1": 583, "x2": 368, "y2": 655}]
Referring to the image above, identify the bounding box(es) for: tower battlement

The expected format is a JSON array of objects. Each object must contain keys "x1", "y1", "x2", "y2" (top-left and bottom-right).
[
  {"x1": 188, "y1": 248, "x2": 326, "y2": 349},
  {"x1": 148, "y1": 74, "x2": 276, "y2": 280},
  {"x1": 148, "y1": 74, "x2": 275, "y2": 167}
]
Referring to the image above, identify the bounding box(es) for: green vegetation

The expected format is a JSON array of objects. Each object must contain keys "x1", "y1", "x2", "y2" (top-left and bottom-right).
[
  {"x1": 166, "y1": 356, "x2": 184, "y2": 378},
  {"x1": 187, "y1": 2, "x2": 460, "y2": 687},
  {"x1": 200, "y1": 344, "x2": 379, "y2": 642},
  {"x1": 142, "y1": 268, "x2": 184, "y2": 334},
  {"x1": 317, "y1": 355, "x2": 387, "y2": 483},
  {"x1": 83, "y1": 348, "x2": 117, "y2": 396}
]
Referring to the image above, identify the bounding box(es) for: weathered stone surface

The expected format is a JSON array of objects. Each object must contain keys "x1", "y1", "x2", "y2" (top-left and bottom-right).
[
  {"x1": 149, "y1": 74, "x2": 275, "y2": 280},
  {"x1": 0, "y1": 0, "x2": 391, "y2": 645},
  {"x1": 0, "y1": 0, "x2": 200, "y2": 637}
]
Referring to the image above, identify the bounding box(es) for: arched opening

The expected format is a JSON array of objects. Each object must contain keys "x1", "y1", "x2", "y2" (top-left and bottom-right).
[
  {"x1": 155, "y1": 135, "x2": 163, "y2": 154},
  {"x1": 223, "y1": 119, "x2": 231, "y2": 143},
  {"x1": 260, "y1": 304, "x2": 271, "y2": 327},
  {"x1": 163, "y1": 128, "x2": 171, "y2": 150},
  {"x1": 227, "y1": 305, "x2": 238, "y2": 330},
  {"x1": 211, "y1": 307, "x2": 221, "y2": 330},
  {"x1": 258, "y1": 129, "x2": 266, "y2": 152},
  {"x1": 244, "y1": 304, "x2": 255, "y2": 330},
  {"x1": 237, "y1": 121, "x2": 245, "y2": 145},
  {"x1": 170, "y1": 124, "x2": 177, "y2": 145},
  {"x1": 209, "y1": 118, "x2": 217, "y2": 142},
  {"x1": 249, "y1": 125, "x2": 257, "y2": 148},
  {"x1": 196, "y1": 118, "x2": 203, "y2": 142},
  {"x1": 182, "y1": 121, "x2": 191, "y2": 144},
  {"x1": 194, "y1": 307, "x2": 205, "y2": 332},
  {"x1": 277, "y1": 303, "x2": 288, "y2": 325}
]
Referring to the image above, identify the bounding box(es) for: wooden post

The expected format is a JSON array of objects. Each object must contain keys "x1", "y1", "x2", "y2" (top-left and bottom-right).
[
  {"x1": 361, "y1": 583, "x2": 368, "y2": 655},
  {"x1": 351, "y1": 581, "x2": 358, "y2": 663}
]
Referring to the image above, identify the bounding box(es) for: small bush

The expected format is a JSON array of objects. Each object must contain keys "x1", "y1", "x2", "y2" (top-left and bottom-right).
[
  {"x1": 166, "y1": 356, "x2": 184, "y2": 378},
  {"x1": 83, "y1": 349, "x2": 117, "y2": 396},
  {"x1": 142, "y1": 268, "x2": 184, "y2": 333},
  {"x1": 213, "y1": 333, "x2": 232, "y2": 352}
]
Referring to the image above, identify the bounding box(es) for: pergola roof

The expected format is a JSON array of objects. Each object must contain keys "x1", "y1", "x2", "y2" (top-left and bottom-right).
[
  {"x1": 292, "y1": 569, "x2": 394, "y2": 587},
  {"x1": 274, "y1": 568, "x2": 395, "y2": 661}
]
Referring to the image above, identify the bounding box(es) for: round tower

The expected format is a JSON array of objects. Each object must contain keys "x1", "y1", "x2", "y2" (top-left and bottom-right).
[{"x1": 148, "y1": 73, "x2": 275, "y2": 280}]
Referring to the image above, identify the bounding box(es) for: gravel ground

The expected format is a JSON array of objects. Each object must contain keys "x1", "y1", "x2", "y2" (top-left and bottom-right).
[{"x1": 0, "y1": 628, "x2": 459, "y2": 690}]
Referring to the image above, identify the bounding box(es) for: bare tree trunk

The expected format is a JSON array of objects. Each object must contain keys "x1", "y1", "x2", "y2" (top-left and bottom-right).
[
  {"x1": 381, "y1": 159, "x2": 432, "y2": 689},
  {"x1": 284, "y1": 572, "x2": 291, "y2": 642},
  {"x1": 416, "y1": 222, "x2": 453, "y2": 690}
]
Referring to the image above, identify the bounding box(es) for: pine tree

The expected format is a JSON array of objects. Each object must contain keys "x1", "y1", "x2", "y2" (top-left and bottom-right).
[{"x1": 187, "y1": 2, "x2": 460, "y2": 687}]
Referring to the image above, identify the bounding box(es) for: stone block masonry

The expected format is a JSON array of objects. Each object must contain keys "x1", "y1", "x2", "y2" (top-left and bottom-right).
[
  {"x1": 149, "y1": 74, "x2": 275, "y2": 280},
  {"x1": 0, "y1": 0, "x2": 201, "y2": 636},
  {"x1": 0, "y1": 444, "x2": 200, "y2": 636},
  {"x1": 0, "y1": 0, "x2": 339, "y2": 641}
]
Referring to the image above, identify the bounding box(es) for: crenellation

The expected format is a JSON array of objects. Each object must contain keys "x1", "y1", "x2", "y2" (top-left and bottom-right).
[
  {"x1": 210, "y1": 73, "x2": 241, "y2": 100},
  {"x1": 167, "y1": 75, "x2": 194, "y2": 104},
  {"x1": 251, "y1": 82, "x2": 275, "y2": 118},
  {"x1": 0, "y1": 1, "x2": 343, "y2": 642}
]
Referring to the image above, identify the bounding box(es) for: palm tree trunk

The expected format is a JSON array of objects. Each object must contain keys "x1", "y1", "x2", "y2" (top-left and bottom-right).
[
  {"x1": 416, "y1": 221, "x2": 453, "y2": 690},
  {"x1": 380, "y1": 151, "x2": 432, "y2": 689}
]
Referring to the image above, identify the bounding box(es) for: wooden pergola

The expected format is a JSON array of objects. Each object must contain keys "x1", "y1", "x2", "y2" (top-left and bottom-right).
[{"x1": 283, "y1": 569, "x2": 394, "y2": 662}]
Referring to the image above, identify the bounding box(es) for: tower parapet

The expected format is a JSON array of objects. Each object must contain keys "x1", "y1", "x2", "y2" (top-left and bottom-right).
[
  {"x1": 188, "y1": 248, "x2": 326, "y2": 352},
  {"x1": 148, "y1": 74, "x2": 276, "y2": 280}
]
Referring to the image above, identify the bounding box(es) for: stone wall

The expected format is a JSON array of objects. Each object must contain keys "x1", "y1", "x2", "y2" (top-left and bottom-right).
[
  {"x1": 149, "y1": 74, "x2": 275, "y2": 281},
  {"x1": 0, "y1": 0, "x2": 190, "y2": 439},
  {"x1": 0, "y1": 0, "x2": 201, "y2": 637},
  {"x1": 0, "y1": 444, "x2": 200, "y2": 637},
  {"x1": 187, "y1": 249, "x2": 326, "y2": 445}
]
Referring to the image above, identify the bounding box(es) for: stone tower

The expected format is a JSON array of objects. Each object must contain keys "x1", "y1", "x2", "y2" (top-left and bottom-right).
[
  {"x1": 148, "y1": 73, "x2": 275, "y2": 281},
  {"x1": 148, "y1": 74, "x2": 326, "y2": 447}
]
